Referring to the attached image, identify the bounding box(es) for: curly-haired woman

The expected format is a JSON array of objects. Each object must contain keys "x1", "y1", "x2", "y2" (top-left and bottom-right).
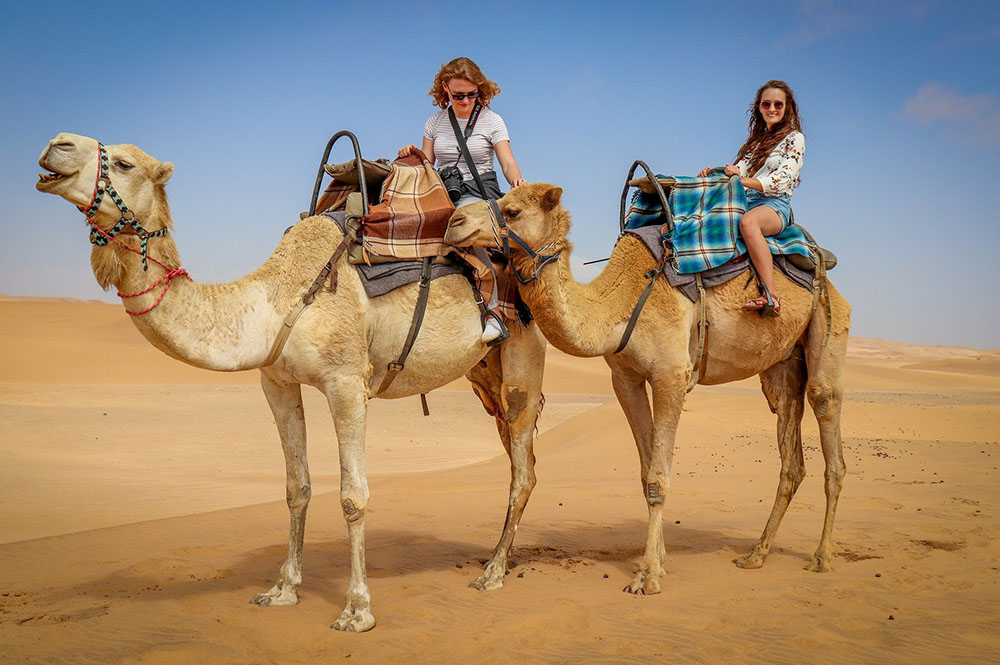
[{"x1": 399, "y1": 57, "x2": 525, "y2": 342}]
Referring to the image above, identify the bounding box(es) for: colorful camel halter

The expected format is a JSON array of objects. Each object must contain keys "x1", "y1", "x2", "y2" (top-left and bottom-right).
[
  {"x1": 78, "y1": 142, "x2": 188, "y2": 315},
  {"x1": 78, "y1": 143, "x2": 170, "y2": 271}
]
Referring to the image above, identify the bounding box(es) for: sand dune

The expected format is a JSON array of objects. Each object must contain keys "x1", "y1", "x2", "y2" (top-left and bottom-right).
[{"x1": 1, "y1": 296, "x2": 998, "y2": 664}]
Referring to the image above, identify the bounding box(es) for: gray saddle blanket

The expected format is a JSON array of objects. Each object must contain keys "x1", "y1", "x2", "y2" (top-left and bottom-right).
[
  {"x1": 623, "y1": 226, "x2": 815, "y2": 303},
  {"x1": 323, "y1": 211, "x2": 464, "y2": 298}
]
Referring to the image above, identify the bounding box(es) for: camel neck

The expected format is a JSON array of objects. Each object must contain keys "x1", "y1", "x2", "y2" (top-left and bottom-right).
[
  {"x1": 518, "y1": 240, "x2": 657, "y2": 358},
  {"x1": 96, "y1": 226, "x2": 288, "y2": 372}
]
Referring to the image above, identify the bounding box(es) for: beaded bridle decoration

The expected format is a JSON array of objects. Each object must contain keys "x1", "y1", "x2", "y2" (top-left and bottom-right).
[{"x1": 78, "y1": 143, "x2": 189, "y2": 315}]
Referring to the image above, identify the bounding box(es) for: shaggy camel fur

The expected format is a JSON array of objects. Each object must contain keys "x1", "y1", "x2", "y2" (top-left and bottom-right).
[
  {"x1": 445, "y1": 184, "x2": 851, "y2": 594},
  {"x1": 36, "y1": 133, "x2": 547, "y2": 631}
]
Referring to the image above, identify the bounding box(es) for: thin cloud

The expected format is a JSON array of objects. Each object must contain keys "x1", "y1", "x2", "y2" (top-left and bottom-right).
[
  {"x1": 904, "y1": 82, "x2": 1000, "y2": 145},
  {"x1": 786, "y1": 0, "x2": 932, "y2": 45}
]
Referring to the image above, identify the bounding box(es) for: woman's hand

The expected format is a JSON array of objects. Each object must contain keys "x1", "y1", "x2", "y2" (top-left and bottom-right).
[
  {"x1": 494, "y1": 141, "x2": 524, "y2": 190},
  {"x1": 511, "y1": 178, "x2": 526, "y2": 188},
  {"x1": 697, "y1": 166, "x2": 712, "y2": 177},
  {"x1": 397, "y1": 144, "x2": 418, "y2": 158},
  {"x1": 724, "y1": 163, "x2": 741, "y2": 177}
]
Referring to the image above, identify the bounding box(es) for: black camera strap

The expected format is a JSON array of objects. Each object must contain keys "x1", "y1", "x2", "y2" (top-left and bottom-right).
[
  {"x1": 463, "y1": 102, "x2": 482, "y2": 139},
  {"x1": 448, "y1": 105, "x2": 507, "y2": 255},
  {"x1": 448, "y1": 105, "x2": 492, "y2": 204}
]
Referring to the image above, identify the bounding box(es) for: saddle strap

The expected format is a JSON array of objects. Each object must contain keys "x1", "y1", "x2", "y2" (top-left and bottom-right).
[
  {"x1": 376, "y1": 257, "x2": 433, "y2": 396},
  {"x1": 614, "y1": 264, "x2": 660, "y2": 354},
  {"x1": 686, "y1": 273, "x2": 709, "y2": 392},
  {"x1": 262, "y1": 228, "x2": 356, "y2": 368}
]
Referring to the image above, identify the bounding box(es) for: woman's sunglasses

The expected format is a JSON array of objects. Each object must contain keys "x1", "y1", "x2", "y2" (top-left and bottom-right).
[
  {"x1": 759, "y1": 100, "x2": 785, "y2": 110},
  {"x1": 449, "y1": 91, "x2": 480, "y2": 101}
]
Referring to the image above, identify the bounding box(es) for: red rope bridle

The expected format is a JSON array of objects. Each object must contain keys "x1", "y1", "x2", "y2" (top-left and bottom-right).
[{"x1": 80, "y1": 143, "x2": 190, "y2": 316}]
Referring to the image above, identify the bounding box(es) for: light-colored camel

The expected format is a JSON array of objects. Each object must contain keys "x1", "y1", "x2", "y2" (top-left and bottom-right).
[
  {"x1": 36, "y1": 133, "x2": 547, "y2": 631},
  {"x1": 445, "y1": 183, "x2": 851, "y2": 594}
]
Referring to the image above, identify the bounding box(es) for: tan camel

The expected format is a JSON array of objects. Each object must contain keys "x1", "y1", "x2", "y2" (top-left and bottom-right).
[
  {"x1": 445, "y1": 183, "x2": 851, "y2": 594},
  {"x1": 36, "y1": 133, "x2": 547, "y2": 631}
]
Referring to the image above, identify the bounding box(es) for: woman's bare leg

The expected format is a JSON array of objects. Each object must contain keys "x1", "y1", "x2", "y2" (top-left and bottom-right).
[{"x1": 740, "y1": 206, "x2": 784, "y2": 297}]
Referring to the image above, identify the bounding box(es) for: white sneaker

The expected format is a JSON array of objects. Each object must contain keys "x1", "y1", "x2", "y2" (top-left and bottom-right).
[{"x1": 481, "y1": 316, "x2": 505, "y2": 343}]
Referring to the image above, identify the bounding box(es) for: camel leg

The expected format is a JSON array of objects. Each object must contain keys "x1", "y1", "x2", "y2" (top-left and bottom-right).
[
  {"x1": 468, "y1": 324, "x2": 547, "y2": 591},
  {"x1": 623, "y1": 369, "x2": 685, "y2": 595},
  {"x1": 735, "y1": 348, "x2": 807, "y2": 569},
  {"x1": 325, "y1": 376, "x2": 376, "y2": 632},
  {"x1": 610, "y1": 365, "x2": 654, "y2": 486},
  {"x1": 252, "y1": 374, "x2": 310, "y2": 607},
  {"x1": 609, "y1": 362, "x2": 661, "y2": 583},
  {"x1": 804, "y1": 329, "x2": 848, "y2": 572}
]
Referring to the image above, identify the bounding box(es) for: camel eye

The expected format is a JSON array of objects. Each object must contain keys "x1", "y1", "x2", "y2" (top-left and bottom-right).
[
  {"x1": 504, "y1": 208, "x2": 520, "y2": 220},
  {"x1": 114, "y1": 160, "x2": 134, "y2": 171}
]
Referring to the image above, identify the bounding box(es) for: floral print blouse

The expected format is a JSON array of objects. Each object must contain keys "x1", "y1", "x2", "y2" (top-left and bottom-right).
[{"x1": 735, "y1": 131, "x2": 804, "y2": 197}]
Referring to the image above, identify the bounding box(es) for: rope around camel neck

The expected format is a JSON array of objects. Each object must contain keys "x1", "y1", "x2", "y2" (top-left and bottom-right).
[{"x1": 85, "y1": 217, "x2": 189, "y2": 316}]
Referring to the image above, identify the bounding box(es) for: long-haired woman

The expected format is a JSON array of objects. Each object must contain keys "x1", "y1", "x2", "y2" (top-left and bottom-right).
[{"x1": 700, "y1": 80, "x2": 804, "y2": 316}]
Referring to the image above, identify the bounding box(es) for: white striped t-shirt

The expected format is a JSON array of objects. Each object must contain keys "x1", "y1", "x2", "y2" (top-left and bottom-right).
[{"x1": 423, "y1": 107, "x2": 510, "y2": 180}]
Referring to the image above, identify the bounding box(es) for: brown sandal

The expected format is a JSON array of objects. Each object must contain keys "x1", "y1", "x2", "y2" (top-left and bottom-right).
[
  {"x1": 742, "y1": 296, "x2": 769, "y2": 310},
  {"x1": 742, "y1": 293, "x2": 781, "y2": 317}
]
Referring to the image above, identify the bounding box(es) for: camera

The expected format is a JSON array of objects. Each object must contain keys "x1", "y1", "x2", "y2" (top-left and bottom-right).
[{"x1": 439, "y1": 166, "x2": 464, "y2": 202}]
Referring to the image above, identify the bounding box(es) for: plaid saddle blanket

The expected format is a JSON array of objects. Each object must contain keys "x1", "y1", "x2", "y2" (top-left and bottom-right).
[
  {"x1": 624, "y1": 174, "x2": 813, "y2": 274},
  {"x1": 361, "y1": 155, "x2": 456, "y2": 260}
]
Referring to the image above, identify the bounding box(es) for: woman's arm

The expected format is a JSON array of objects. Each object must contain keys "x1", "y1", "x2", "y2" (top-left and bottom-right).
[
  {"x1": 494, "y1": 140, "x2": 525, "y2": 188},
  {"x1": 757, "y1": 132, "x2": 804, "y2": 196},
  {"x1": 740, "y1": 176, "x2": 764, "y2": 192},
  {"x1": 398, "y1": 137, "x2": 436, "y2": 164}
]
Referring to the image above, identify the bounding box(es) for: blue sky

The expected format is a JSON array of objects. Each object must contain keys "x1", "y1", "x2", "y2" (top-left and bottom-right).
[{"x1": 2, "y1": 1, "x2": 998, "y2": 347}]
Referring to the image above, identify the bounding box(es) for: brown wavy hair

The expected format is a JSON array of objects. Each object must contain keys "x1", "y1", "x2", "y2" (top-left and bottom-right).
[
  {"x1": 429, "y1": 57, "x2": 501, "y2": 109},
  {"x1": 734, "y1": 80, "x2": 803, "y2": 176}
]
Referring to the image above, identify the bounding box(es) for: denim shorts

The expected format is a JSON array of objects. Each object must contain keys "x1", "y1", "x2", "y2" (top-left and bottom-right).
[
  {"x1": 454, "y1": 193, "x2": 485, "y2": 209},
  {"x1": 746, "y1": 190, "x2": 792, "y2": 231}
]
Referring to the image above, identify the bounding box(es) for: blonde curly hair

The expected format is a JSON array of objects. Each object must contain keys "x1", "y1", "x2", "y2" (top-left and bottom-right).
[{"x1": 429, "y1": 57, "x2": 501, "y2": 109}]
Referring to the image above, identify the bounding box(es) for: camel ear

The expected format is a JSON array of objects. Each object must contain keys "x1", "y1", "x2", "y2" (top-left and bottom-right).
[
  {"x1": 153, "y1": 162, "x2": 174, "y2": 185},
  {"x1": 541, "y1": 186, "x2": 563, "y2": 211}
]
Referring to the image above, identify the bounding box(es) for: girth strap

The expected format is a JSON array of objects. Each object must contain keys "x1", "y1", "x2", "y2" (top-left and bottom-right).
[
  {"x1": 614, "y1": 262, "x2": 661, "y2": 354},
  {"x1": 262, "y1": 227, "x2": 356, "y2": 368},
  {"x1": 687, "y1": 273, "x2": 709, "y2": 392},
  {"x1": 614, "y1": 252, "x2": 711, "y2": 389},
  {"x1": 377, "y1": 256, "x2": 434, "y2": 396}
]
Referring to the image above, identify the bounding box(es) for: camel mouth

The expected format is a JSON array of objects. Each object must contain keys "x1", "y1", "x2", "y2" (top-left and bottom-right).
[
  {"x1": 35, "y1": 168, "x2": 72, "y2": 191},
  {"x1": 38, "y1": 171, "x2": 66, "y2": 184}
]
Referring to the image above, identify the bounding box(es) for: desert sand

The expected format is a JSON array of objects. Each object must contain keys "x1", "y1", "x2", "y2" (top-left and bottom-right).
[{"x1": 1, "y1": 295, "x2": 998, "y2": 664}]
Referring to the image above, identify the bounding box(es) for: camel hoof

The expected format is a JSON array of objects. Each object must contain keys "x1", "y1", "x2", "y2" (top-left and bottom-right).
[
  {"x1": 469, "y1": 562, "x2": 506, "y2": 591},
  {"x1": 251, "y1": 585, "x2": 298, "y2": 607},
  {"x1": 733, "y1": 554, "x2": 765, "y2": 570},
  {"x1": 622, "y1": 578, "x2": 648, "y2": 596},
  {"x1": 804, "y1": 557, "x2": 833, "y2": 573},
  {"x1": 624, "y1": 568, "x2": 662, "y2": 595},
  {"x1": 733, "y1": 546, "x2": 767, "y2": 570},
  {"x1": 469, "y1": 575, "x2": 504, "y2": 591},
  {"x1": 331, "y1": 608, "x2": 376, "y2": 632}
]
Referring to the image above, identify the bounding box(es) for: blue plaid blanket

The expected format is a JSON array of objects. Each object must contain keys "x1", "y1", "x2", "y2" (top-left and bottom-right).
[{"x1": 624, "y1": 175, "x2": 813, "y2": 274}]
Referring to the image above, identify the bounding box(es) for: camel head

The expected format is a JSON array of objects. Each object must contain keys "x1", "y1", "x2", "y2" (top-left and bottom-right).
[
  {"x1": 37, "y1": 133, "x2": 177, "y2": 288},
  {"x1": 38, "y1": 133, "x2": 174, "y2": 220},
  {"x1": 445, "y1": 183, "x2": 571, "y2": 260}
]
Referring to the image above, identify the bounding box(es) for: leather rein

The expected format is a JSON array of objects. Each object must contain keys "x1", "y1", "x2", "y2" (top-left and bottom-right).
[{"x1": 482, "y1": 199, "x2": 562, "y2": 285}]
